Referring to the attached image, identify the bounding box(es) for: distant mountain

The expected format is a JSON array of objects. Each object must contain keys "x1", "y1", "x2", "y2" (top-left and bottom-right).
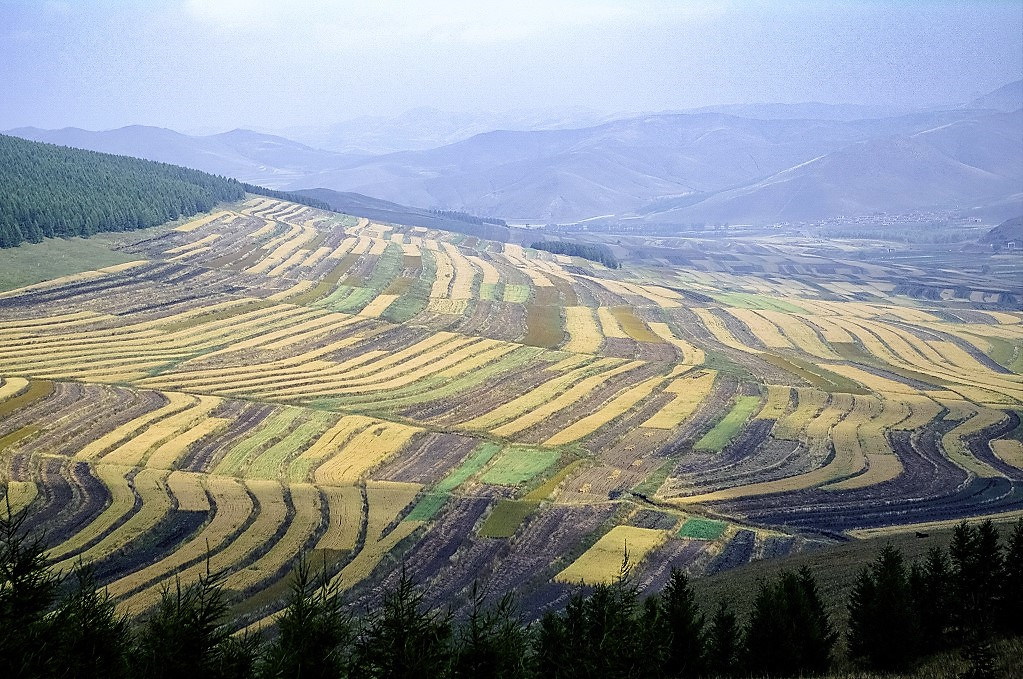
[
  {"x1": 638, "y1": 110, "x2": 1023, "y2": 225},
  {"x1": 277, "y1": 107, "x2": 634, "y2": 155},
  {"x1": 969, "y1": 79, "x2": 1023, "y2": 112},
  {"x1": 4, "y1": 125, "x2": 356, "y2": 187},
  {"x1": 290, "y1": 107, "x2": 1015, "y2": 222}
]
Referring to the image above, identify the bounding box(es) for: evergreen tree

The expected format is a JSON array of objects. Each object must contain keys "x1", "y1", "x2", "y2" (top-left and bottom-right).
[
  {"x1": 705, "y1": 600, "x2": 739, "y2": 678},
  {"x1": 452, "y1": 584, "x2": 529, "y2": 679},
  {"x1": 49, "y1": 563, "x2": 132, "y2": 679},
  {"x1": 847, "y1": 545, "x2": 919, "y2": 671},
  {"x1": 259, "y1": 556, "x2": 350, "y2": 679},
  {"x1": 657, "y1": 568, "x2": 705, "y2": 678},
  {"x1": 351, "y1": 570, "x2": 452, "y2": 679},
  {"x1": 910, "y1": 546, "x2": 953, "y2": 654},
  {"x1": 1002, "y1": 519, "x2": 1023, "y2": 634},
  {"x1": 743, "y1": 568, "x2": 836, "y2": 676},
  {"x1": 130, "y1": 570, "x2": 259, "y2": 679}
]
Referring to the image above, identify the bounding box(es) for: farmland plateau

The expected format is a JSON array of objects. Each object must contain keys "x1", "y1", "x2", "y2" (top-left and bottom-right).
[{"x1": 1, "y1": 195, "x2": 1022, "y2": 627}]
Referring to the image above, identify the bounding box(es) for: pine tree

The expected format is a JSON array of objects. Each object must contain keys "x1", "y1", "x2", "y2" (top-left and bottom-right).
[
  {"x1": 705, "y1": 600, "x2": 739, "y2": 678},
  {"x1": 1002, "y1": 519, "x2": 1023, "y2": 634},
  {"x1": 657, "y1": 567, "x2": 705, "y2": 678},
  {"x1": 847, "y1": 545, "x2": 919, "y2": 671},
  {"x1": 351, "y1": 570, "x2": 452, "y2": 679},
  {"x1": 910, "y1": 546, "x2": 953, "y2": 653},
  {"x1": 451, "y1": 584, "x2": 529, "y2": 679},
  {"x1": 259, "y1": 556, "x2": 350, "y2": 679}
]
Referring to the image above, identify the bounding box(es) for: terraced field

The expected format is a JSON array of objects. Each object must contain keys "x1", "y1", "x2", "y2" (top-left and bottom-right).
[{"x1": 1, "y1": 196, "x2": 1022, "y2": 624}]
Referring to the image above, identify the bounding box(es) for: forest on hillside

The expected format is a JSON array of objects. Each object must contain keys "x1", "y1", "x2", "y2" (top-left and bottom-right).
[{"x1": 0, "y1": 134, "x2": 246, "y2": 248}]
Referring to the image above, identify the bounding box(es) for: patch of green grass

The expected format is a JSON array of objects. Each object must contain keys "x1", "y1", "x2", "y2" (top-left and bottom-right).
[
  {"x1": 381, "y1": 248, "x2": 435, "y2": 323},
  {"x1": 712, "y1": 292, "x2": 806, "y2": 313},
  {"x1": 700, "y1": 350, "x2": 752, "y2": 380},
  {"x1": 479, "y1": 282, "x2": 501, "y2": 301},
  {"x1": 678, "y1": 517, "x2": 727, "y2": 540},
  {"x1": 980, "y1": 335, "x2": 1023, "y2": 373},
  {"x1": 0, "y1": 236, "x2": 138, "y2": 292},
  {"x1": 404, "y1": 442, "x2": 502, "y2": 522},
  {"x1": 694, "y1": 395, "x2": 761, "y2": 452},
  {"x1": 0, "y1": 426, "x2": 40, "y2": 452},
  {"x1": 247, "y1": 411, "x2": 334, "y2": 479},
  {"x1": 503, "y1": 284, "x2": 530, "y2": 303},
  {"x1": 482, "y1": 446, "x2": 560, "y2": 486},
  {"x1": 216, "y1": 408, "x2": 304, "y2": 477},
  {"x1": 631, "y1": 460, "x2": 674, "y2": 497},
  {"x1": 524, "y1": 458, "x2": 585, "y2": 501},
  {"x1": 478, "y1": 499, "x2": 538, "y2": 538}
]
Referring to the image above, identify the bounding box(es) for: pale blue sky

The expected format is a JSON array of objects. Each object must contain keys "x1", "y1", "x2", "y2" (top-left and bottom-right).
[{"x1": 1, "y1": 0, "x2": 1021, "y2": 132}]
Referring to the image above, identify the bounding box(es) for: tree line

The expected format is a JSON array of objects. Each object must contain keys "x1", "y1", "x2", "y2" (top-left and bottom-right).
[
  {"x1": 2, "y1": 503, "x2": 1020, "y2": 678},
  {"x1": 429, "y1": 210, "x2": 508, "y2": 227},
  {"x1": 0, "y1": 134, "x2": 246, "y2": 248},
  {"x1": 239, "y1": 184, "x2": 333, "y2": 212},
  {"x1": 530, "y1": 240, "x2": 620, "y2": 268}
]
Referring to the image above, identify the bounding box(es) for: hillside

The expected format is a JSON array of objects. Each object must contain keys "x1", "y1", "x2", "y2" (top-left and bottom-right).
[
  {"x1": 5, "y1": 125, "x2": 356, "y2": 188},
  {"x1": 0, "y1": 133, "x2": 245, "y2": 247},
  {"x1": 640, "y1": 109, "x2": 1023, "y2": 225},
  {"x1": 981, "y1": 215, "x2": 1023, "y2": 246}
]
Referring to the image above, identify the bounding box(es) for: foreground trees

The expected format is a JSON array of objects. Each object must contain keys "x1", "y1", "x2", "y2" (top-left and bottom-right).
[{"x1": 3, "y1": 502, "x2": 1021, "y2": 678}]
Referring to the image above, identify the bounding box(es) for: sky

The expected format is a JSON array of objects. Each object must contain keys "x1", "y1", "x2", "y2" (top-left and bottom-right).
[{"x1": 1, "y1": 0, "x2": 1021, "y2": 133}]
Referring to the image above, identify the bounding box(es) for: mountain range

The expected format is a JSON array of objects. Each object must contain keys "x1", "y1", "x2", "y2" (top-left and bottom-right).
[{"x1": 7, "y1": 80, "x2": 1021, "y2": 225}]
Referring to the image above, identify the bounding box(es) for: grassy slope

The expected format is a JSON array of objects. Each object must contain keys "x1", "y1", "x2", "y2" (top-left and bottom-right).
[{"x1": 0, "y1": 235, "x2": 139, "y2": 292}]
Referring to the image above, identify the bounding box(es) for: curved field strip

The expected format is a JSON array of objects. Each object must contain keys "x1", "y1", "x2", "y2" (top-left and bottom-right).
[
  {"x1": 225, "y1": 482, "x2": 323, "y2": 592},
  {"x1": 596, "y1": 307, "x2": 629, "y2": 339},
  {"x1": 430, "y1": 246, "x2": 454, "y2": 298},
  {"x1": 992, "y1": 440, "x2": 1023, "y2": 470},
  {"x1": 72, "y1": 392, "x2": 194, "y2": 460},
  {"x1": 609, "y1": 306, "x2": 661, "y2": 343},
  {"x1": 773, "y1": 388, "x2": 830, "y2": 440},
  {"x1": 174, "y1": 210, "x2": 233, "y2": 233},
  {"x1": 330, "y1": 340, "x2": 509, "y2": 396},
  {"x1": 167, "y1": 470, "x2": 211, "y2": 511},
  {"x1": 555, "y1": 526, "x2": 668, "y2": 585},
  {"x1": 100, "y1": 396, "x2": 222, "y2": 467},
  {"x1": 196, "y1": 313, "x2": 355, "y2": 359},
  {"x1": 756, "y1": 385, "x2": 793, "y2": 421},
  {"x1": 640, "y1": 370, "x2": 716, "y2": 429},
  {"x1": 0, "y1": 377, "x2": 29, "y2": 401},
  {"x1": 724, "y1": 308, "x2": 793, "y2": 349},
  {"x1": 822, "y1": 364, "x2": 920, "y2": 395},
  {"x1": 798, "y1": 315, "x2": 855, "y2": 344},
  {"x1": 755, "y1": 310, "x2": 839, "y2": 359},
  {"x1": 616, "y1": 281, "x2": 682, "y2": 308},
  {"x1": 49, "y1": 464, "x2": 136, "y2": 560},
  {"x1": 245, "y1": 411, "x2": 336, "y2": 480},
  {"x1": 692, "y1": 308, "x2": 755, "y2": 353},
  {"x1": 0, "y1": 260, "x2": 147, "y2": 300},
  {"x1": 165, "y1": 233, "x2": 220, "y2": 255},
  {"x1": 647, "y1": 322, "x2": 706, "y2": 365},
  {"x1": 106, "y1": 476, "x2": 251, "y2": 600},
  {"x1": 146, "y1": 416, "x2": 232, "y2": 470},
  {"x1": 804, "y1": 393, "x2": 855, "y2": 453},
  {"x1": 826, "y1": 453, "x2": 903, "y2": 491},
  {"x1": 492, "y1": 361, "x2": 649, "y2": 438},
  {"x1": 694, "y1": 395, "x2": 762, "y2": 452},
  {"x1": 288, "y1": 417, "x2": 380, "y2": 480},
  {"x1": 119, "y1": 478, "x2": 287, "y2": 615},
  {"x1": 214, "y1": 407, "x2": 306, "y2": 477},
  {"x1": 544, "y1": 371, "x2": 677, "y2": 447},
  {"x1": 443, "y1": 243, "x2": 478, "y2": 300},
  {"x1": 563, "y1": 306, "x2": 603, "y2": 354},
  {"x1": 52, "y1": 467, "x2": 172, "y2": 572},
  {"x1": 217, "y1": 351, "x2": 392, "y2": 400},
  {"x1": 312, "y1": 422, "x2": 421, "y2": 485},
  {"x1": 326, "y1": 481, "x2": 422, "y2": 591},
  {"x1": 459, "y1": 358, "x2": 628, "y2": 431},
  {"x1": 1, "y1": 481, "x2": 38, "y2": 514},
  {"x1": 315, "y1": 485, "x2": 363, "y2": 551},
  {"x1": 937, "y1": 402, "x2": 1007, "y2": 478},
  {"x1": 466, "y1": 255, "x2": 500, "y2": 285}
]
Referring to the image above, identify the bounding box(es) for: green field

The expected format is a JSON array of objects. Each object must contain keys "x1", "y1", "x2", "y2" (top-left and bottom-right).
[
  {"x1": 694, "y1": 395, "x2": 761, "y2": 451},
  {"x1": 0, "y1": 235, "x2": 139, "y2": 291},
  {"x1": 481, "y1": 446, "x2": 560, "y2": 485},
  {"x1": 478, "y1": 499, "x2": 538, "y2": 538},
  {"x1": 678, "y1": 517, "x2": 727, "y2": 540}
]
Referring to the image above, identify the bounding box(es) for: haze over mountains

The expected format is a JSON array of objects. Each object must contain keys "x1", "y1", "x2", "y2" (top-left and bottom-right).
[{"x1": 8, "y1": 81, "x2": 1022, "y2": 225}]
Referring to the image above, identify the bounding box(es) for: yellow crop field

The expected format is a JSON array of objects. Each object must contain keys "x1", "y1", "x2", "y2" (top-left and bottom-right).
[
  {"x1": 460, "y1": 358, "x2": 629, "y2": 430},
  {"x1": 145, "y1": 416, "x2": 230, "y2": 470},
  {"x1": 444, "y1": 243, "x2": 477, "y2": 299},
  {"x1": 0, "y1": 377, "x2": 29, "y2": 401},
  {"x1": 49, "y1": 464, "x2": 136, "y2": 560},
  {"x1": 725, "y1": 307, "x2": 792, "y2": 349},
  {"x1": 467, "y1": 255, "x2": 500, "y2": 284},
  {"x1": 563, "y1": 306, "x2": 602, "y2": 354},
  {"x1": 938, "y1": 402, "x2": 1006, "y2": 477},
  {"x1": 596, "y1": 307, "x2": 629, "y2": 339},
  {"x1": 312, "y1": 422, "x2": 421, "y2": 485},
  {"x1": 609, "y1": 306, "x2": 661, "y2": 343},
  {"x1": 53, "y1": 468, "x2": 172, "y2": 573},
  {"x1": 426, "y1": 298, "x2": 470, "y2": 314},
  {"x1": 544, "y1": 373, "x2": 673, "y2": 446},
  {"x1": 431, "y1": 247, "x2": 455, "y2": 297},
  {"x1": 315, "y1": 485, "x2": 363, "y2": 551},
  {"x1": 359, "y1": 294, "x2": 400, "y2": 318},
  {"x1": 641, "y1": 370, "x2": 715, "y2": 429},
  {"x1": 101, "y1": 396, "x2": 222, "y2": 467},
  {"x1": 992, "y1": 439, "x2": 1023, "y2": 470},
  {"x1": 75, "y1": 392, "x2": 196, "y2": 460},
  {"x1": 174, "y1": 210, "x2": 231, "y2": 233},
  {"x1": 492, "y1": 360, "x2": 647, "y2": 437},
  {"x1": 166, "y1": 470, "x2": 211, "y2": 511},
  {"x1": 826, "y1": 453, "x2": 903, "y2": 491},
  {"x1": 756, "y1": 385, "x2": 793, "y2": 421},
  {"x1": 1, "y1": 480, "x2": 37, "y2": 514},
  {"x1": 336, "y1": 341, "x2": 511, "y2": 395},
  {"x1": 647, "y1": 322, "x2": 706, "y2": 365},
  {"x1": 693, "y1": 307, "x2": 753, "y2": 353},
  {"x1": 225, "y1": 482, "x2": 322, "y2": 592},
  {"x1": 289, "y1": 415, "x2": 377, "y2": 482},
  {"x1": 773, "y1": 388, "x2": 830, "y2": 439},
  {"x1": 555, "y1": 526, "x2": 668, "y2": 585}
]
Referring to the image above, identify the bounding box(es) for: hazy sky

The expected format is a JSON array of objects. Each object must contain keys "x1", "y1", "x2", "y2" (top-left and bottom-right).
[{"x1": 1, "y1": 0, "x2": 1021, "y2": 133}]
